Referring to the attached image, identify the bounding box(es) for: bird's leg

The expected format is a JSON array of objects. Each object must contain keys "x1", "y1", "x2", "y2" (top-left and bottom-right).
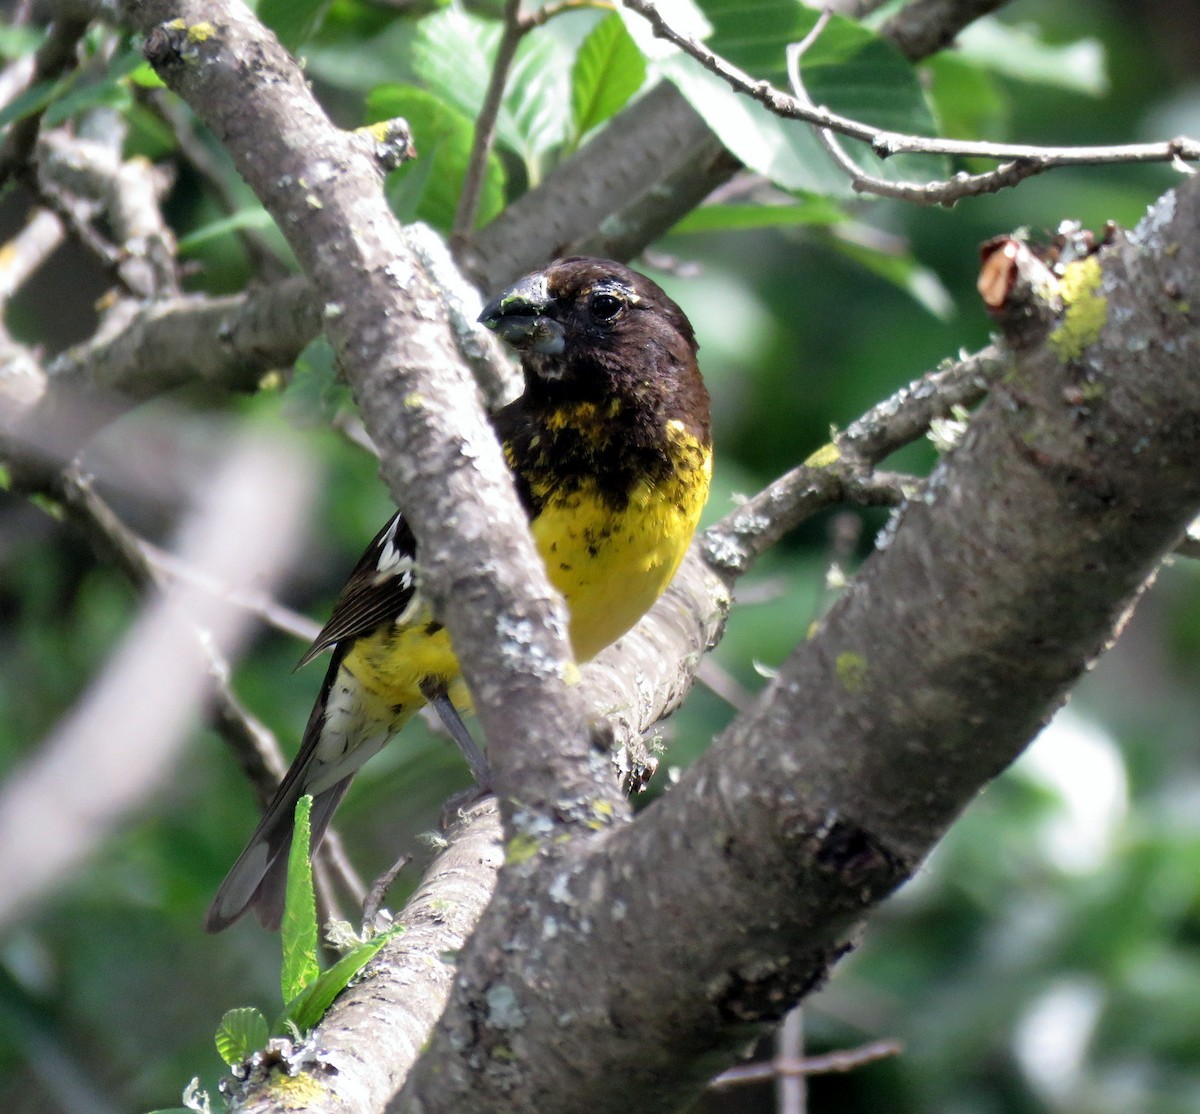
[{"x1": 421, "y1": 681, "x2": 492, "y2": 789}]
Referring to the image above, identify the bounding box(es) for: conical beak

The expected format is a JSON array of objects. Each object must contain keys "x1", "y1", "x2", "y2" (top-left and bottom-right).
[{"x1": 478, "y1": 273, "x2": 566, "y2": 355}]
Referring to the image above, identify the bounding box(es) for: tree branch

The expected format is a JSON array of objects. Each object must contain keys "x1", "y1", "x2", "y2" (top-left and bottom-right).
[{"x1": 397, "y1": 178, "x2": 1200, "y2": 1112}]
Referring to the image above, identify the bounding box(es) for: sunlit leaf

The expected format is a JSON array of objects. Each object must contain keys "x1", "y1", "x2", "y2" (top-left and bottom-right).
[
  {"x1": 282, "y1": 926, "x2": 404, "y2": 1032},
  {"x1": 956, "y1": 19, "x2": 1107, "y2": 95},
  {"x1": 280, "y1": 794, "x2": 319, "y2": 1005},
  {"x1": 214, "y1": 1007, "x2": 269, "y2": 1067},
  {"x1": 570, "y1": 13, "x2": 647, "y2": 145}
]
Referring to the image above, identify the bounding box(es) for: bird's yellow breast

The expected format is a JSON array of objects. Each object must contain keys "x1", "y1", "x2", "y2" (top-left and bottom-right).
[
  {"x1": 534, "y1": 419, "x2": 711, "y2": 660},
  {"x1": 342, "y1": 415, "x2": 711, "y2": 708}
]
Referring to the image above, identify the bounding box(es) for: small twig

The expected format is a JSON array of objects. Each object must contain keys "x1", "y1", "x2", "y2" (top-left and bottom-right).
[
  {"x1": 621, "y1": 0, "x2": 1200, "y2": 203},
  {"x1": 776, "y1": 1007, "x2": 806, "y2": 1114},
  {"x1": 362, "y1": 852, "x2": 412, "y2": 930},
  {"x1": 452, "y1": 0, "x2": 526, "y2": 239},
  {"x1": 703, "y1": 345, "x2": 1005, "y2": 577},
  {"x1": 710, "y1": 1038, "x2": 904, "y2": 1089},
  {"x1": 522, "y1": 0, "x2": 610, "y2": 28},
  {"x1": 0, "y1": 15, "x2": 90, "y2": 188},
  {"x1": 0, "y1": 208, "x2": 65, "y2": 308},
  {"x1": 839, "y1": 344, "x2": 1004, "y2": 465},
  {"x1": 786, "y1": 29, "x2": 1041, "y2": 207}
]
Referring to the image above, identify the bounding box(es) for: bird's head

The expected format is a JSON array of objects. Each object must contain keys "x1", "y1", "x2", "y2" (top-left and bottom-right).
[{"x1": 478, "y1": 257, "x2": 699, "y2": 402}]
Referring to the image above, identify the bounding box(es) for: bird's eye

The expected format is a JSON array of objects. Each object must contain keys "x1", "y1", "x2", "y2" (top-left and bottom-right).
[{"x1": 589, "y1": 292, "x2": 623, "y2": 322}]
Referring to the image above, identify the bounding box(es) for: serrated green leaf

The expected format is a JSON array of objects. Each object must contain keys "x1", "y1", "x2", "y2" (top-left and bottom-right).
[
  {"x1": 282, "y1": 926, "x2": 404, "y2": 1032},
  {"x1": 259, "y1": 0, "x2": 333, "y2": 52},
  {"x1": 956, "y1": 19, "x2": 1107, "y2": 96},
  {"x1": 214, "y1": 1007, "x2": 270, "y2": 1067},
  {"x1": 571, "y1": 13, "x2": 646, "y2": 145},
  {"x1": 280, "y1": 795, "x2": 319, "y2": 1005},
  {"x1": 672, "y1": 197, "x2": 848, "y2": 234},
  {"x1": 367, "y1": 84, "x2": 505, "y2": 231},
  {"x1": 663, "y1": 3, "x2": 946, "y2": 196}
]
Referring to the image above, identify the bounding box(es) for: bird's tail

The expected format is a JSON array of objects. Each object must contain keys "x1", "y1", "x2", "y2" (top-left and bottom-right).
[{"x1": 204, "y1": 657, "x2": 398, "y2": 932}]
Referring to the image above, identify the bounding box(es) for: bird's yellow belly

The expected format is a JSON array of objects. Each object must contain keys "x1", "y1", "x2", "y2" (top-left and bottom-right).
[
  {"x1": 535, "y1": 469, "x2": 708, "y2": 661},
  {"x1": 343, "y1": 434, "x2": 711, "y2": 706}
]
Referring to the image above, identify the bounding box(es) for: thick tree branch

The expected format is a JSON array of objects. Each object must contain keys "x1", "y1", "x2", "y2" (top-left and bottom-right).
[
  {"x1": 397, "y1": 179, "x2": 1200, "y2": 1111},
  {"x1": 881, "y1": 0, "x2": 1011, "y2": 61}
]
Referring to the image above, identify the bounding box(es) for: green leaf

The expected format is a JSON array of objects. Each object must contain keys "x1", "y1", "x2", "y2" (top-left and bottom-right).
[
  {"x1": 662, "y1": 3, "x2": 946, "y2": 196},
  {"x1": 832, "y1": 233, "x2": 954, "y2": 320},
  {"x1": 282, "y1": 336, "x2": 351, "y2": 426},
  {"x1": 924, "y1": 53, "x2": 1007, "y2": 144},
  {"x1": 280, "y1": 795, "x2": 319, "y2": 1005},
  {"x1": 43, "y1": 78, "x2": 132, "y2": 128},
  {"x1": 367, "y1": 84, "x2": 506, "y2": 231},
  {"x1": 955, "y1": 19, "x2": 1107, "y2": 96},
  {"x1": 410, "y1": 8, "x2": 571, "y2": 176},
  {"x1": 570, "y1": 13, "x2": 646, "y2": 145},
  {"x1": 176, "y1": 206, "x2": 276, "y2": 252},
  {"x1": 259, "y1": 0, "x2": 333, "y2": 52},
  {"x1": 0, "y1": 79, "x2": 60, "y2": 131},
  {"x1": 672, "y1": 196, "x2": 849, "y2": 234},
  {"x1": 214, "y1": 1007, "x2": 270, "y2": 1067},
  {"x1": 282, "y1": 926, "x2": 403, "y2": 1032}
]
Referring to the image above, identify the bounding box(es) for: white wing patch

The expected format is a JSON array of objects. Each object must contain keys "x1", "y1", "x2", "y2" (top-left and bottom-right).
[{"x1": 374, "y1": 515, "x2": 415, "y2": 586}]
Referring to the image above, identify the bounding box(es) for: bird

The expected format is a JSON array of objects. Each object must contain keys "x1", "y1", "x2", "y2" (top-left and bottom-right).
[{"x1": 204, "y1": 257, "x2": 712, "y2": 932}]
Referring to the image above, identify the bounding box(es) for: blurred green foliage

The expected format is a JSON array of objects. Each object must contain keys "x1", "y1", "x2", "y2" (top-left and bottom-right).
[{"x1": 1, "y1": 0, "x2": 1199, "y2": 1111}]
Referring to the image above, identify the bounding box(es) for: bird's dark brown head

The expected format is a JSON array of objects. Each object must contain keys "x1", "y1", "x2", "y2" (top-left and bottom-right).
[{"x1": 479, "y1": 258, "x2": 707, "y2": 438}]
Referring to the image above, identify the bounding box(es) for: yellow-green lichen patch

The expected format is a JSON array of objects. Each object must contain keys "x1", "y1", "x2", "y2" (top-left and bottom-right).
[
  {"x1": 267, "y1": 1072, "x2": 326, "y2": 1108},
  {"x1": 505, "y1": 832, "x2": 541, "y2": 865},
  {"x1": 187, "y1": 21, "x2": 215, "y2": 42},
  {"x1": 1049, "y1": 257, "x2": 1108, "y2": 361},
  {"x1": 835, "y1": 651, "x2": 868, "y2": 693},
  {"x1": 805, "y1": 442, "x2": 841, "y2": 468}
]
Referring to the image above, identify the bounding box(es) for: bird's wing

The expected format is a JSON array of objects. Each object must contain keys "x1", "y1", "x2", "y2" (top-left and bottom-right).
[{"x1": 296, "y1": 511, "x2": 418, "y2": 668}]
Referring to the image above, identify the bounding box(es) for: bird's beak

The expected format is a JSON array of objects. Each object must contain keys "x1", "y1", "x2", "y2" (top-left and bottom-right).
[{"x1": 478, "y1": 273, "x2": 566, "y2": 355}]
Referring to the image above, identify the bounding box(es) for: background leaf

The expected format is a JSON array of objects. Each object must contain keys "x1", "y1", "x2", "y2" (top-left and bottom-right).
[
  {"x1": 661, "y1": 3, "x2": 946, "y2": 196},
  {"x1": 367, "y1": 84, "x2": 507, "y2": 231},
  {"x1": 258, "y1": 0, "x2": 333, "y2": 52}
]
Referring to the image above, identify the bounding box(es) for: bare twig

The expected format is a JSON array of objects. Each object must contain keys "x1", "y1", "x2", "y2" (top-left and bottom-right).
[
  {"x1": 0, "y1": 14, "x2": 90, "y2": 187},
  {"x1": 710, "y1": 1038, "x2": 904, "y2": 1089},
  {"x1": 453, "y1": 0, "x2": 526, "y2": 238},
  {"x1": 0, "y1": 433, "x2": 313, "y2": 929},
  {"x1": 785, "y1": 27, "x2": 1040, "y2": 206},
  {"x1": 702, "y1": 344, "x2": 1005, "y2": 576},
  {"x1": 0, "y1": 208, "x2": 65, "y2": 307},
  {"x1": 620, "y1": 0, "x2": 1200, "y2": 203}
]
